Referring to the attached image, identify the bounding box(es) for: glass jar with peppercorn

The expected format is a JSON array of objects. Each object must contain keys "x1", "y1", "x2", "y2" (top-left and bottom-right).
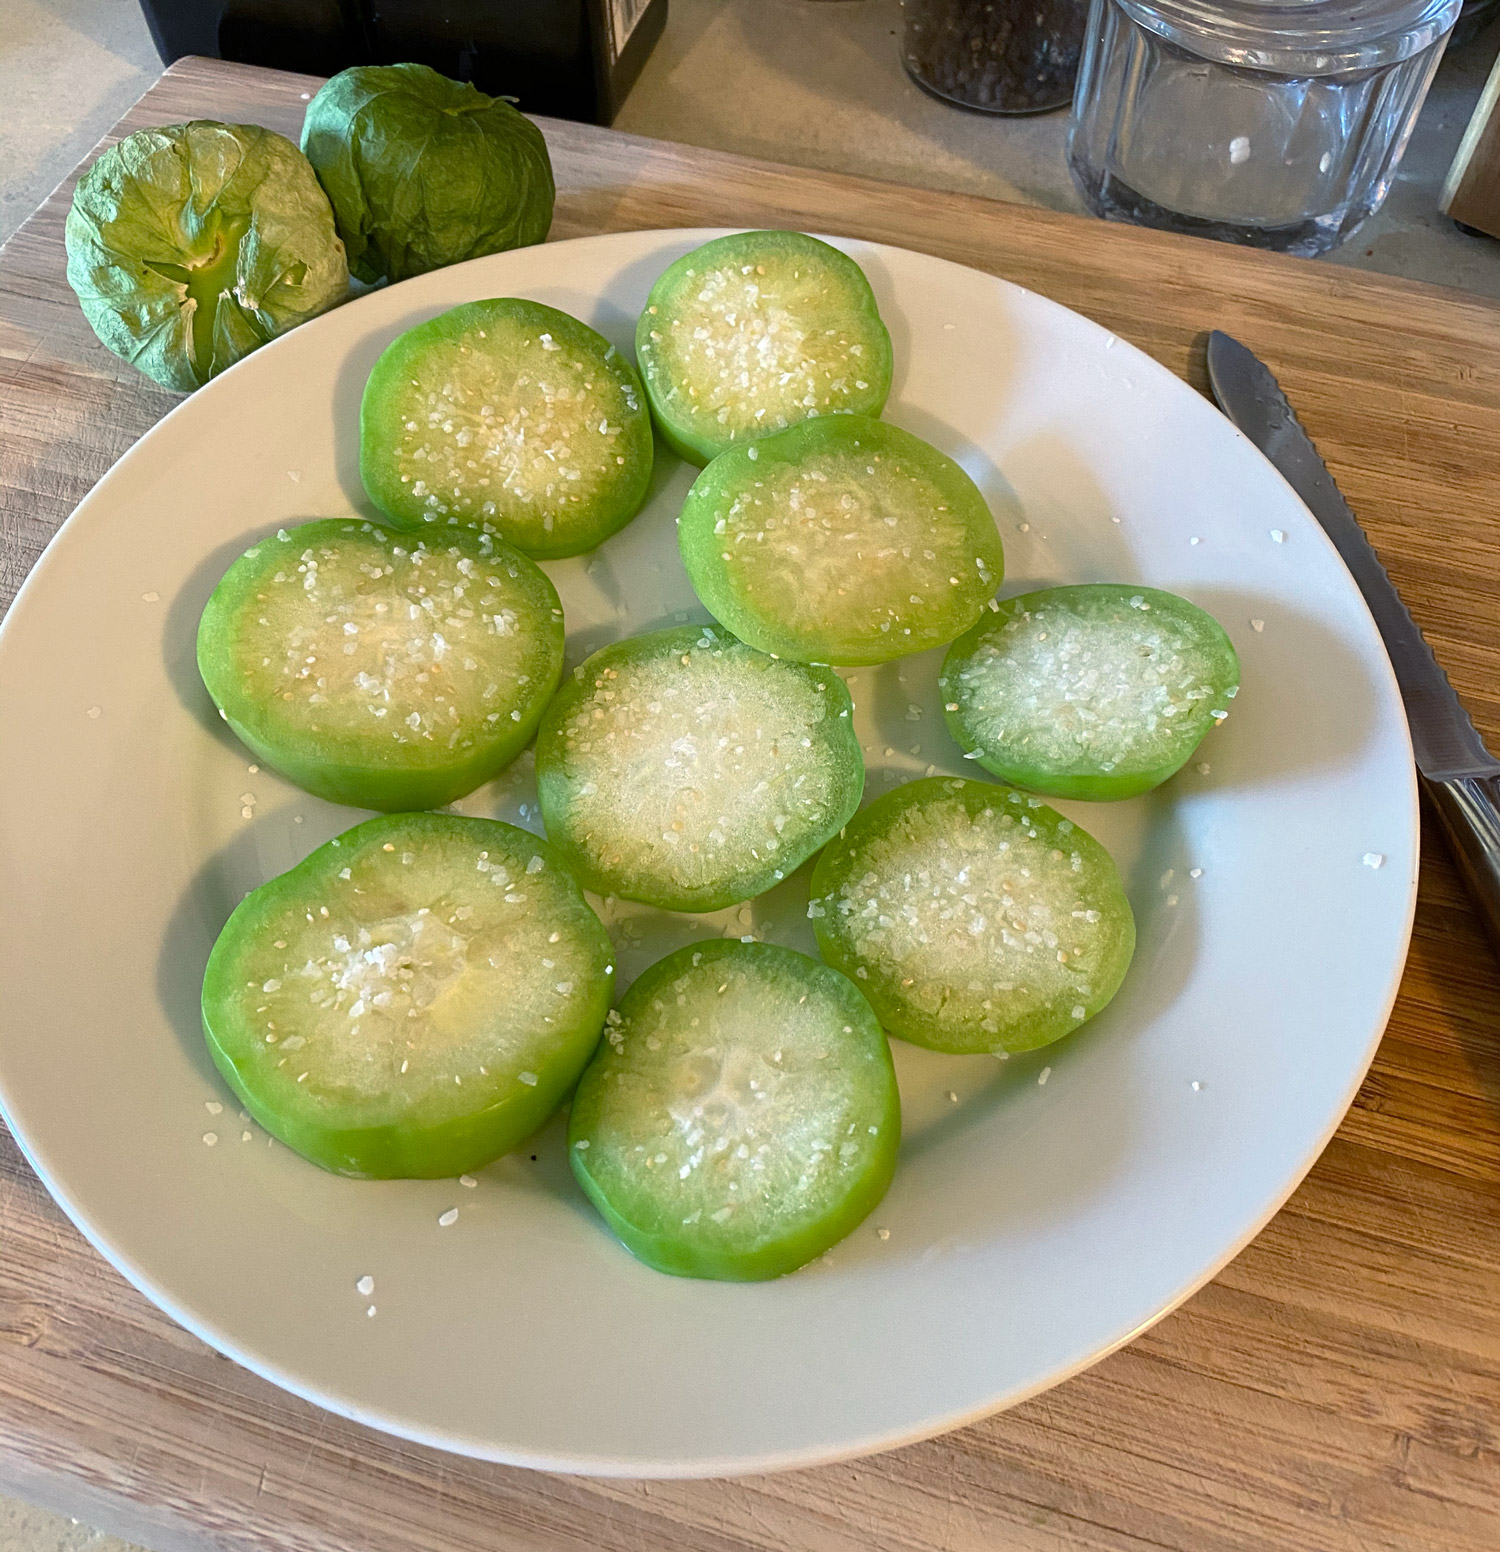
[{"x1": 902, "y1": 0, "x2": 1090, "y2": 114}]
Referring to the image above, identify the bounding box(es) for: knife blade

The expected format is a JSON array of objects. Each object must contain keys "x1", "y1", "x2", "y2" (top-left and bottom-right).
[
  {"x1": 1207, "y1": 329, "x2": 1500, "y2": 949},
  {"x1": 1207, "y1": 329, "x2": 1499, "y2": 784}
]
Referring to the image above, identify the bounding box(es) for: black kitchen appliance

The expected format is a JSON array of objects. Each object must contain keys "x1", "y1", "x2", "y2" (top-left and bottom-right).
[{"x1": 136, "y1": 0, "x2": 667, "y2": 123}]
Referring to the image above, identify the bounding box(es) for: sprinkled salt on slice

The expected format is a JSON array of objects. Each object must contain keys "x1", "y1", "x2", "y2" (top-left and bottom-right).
[
  {"x1": 86, "y1": 706, "x2": 101, "y2": 720},
  {"x1": 241, "y1": 1131, "x2": 252, "y2": 1142},
  {"x1": 1270, "y1": 529, "x2": 1285, "y2": 543},
  {"x1": 204, "y1": 1101, "x2": 223, "y2": 1115},
  {"x1": 1191, "y1": 1080, "x2": 1203, "y2": 1092},
  {"x1": 539, "y1": 625, "x2": 859, "y2": 907},
  {"x1": 460, "y1": 1174, "x2": 478, "y2": 1188},
  {"x1": 876, "y1": 1226, "x2": 891, "y2": 1239},
  {"x1": 202, "y1": 1132, "x2": 218, "y2": 1146},
  {"x1": 1363, "y1": 852, "x2": 1386, "y2": 869},
  {"x1": 518, "y1": 1070, "x2": 539, "y2": 1086},
  {"x1": 1229, "y1": 136, "x2": 1251, "y2": 164},
  {"x1": 1250, "y1": 618, "x2": 1265, "y2": 632},
  {"x1": 356, "y1": 1275, "x2": 375, "y2": 1297},
  {"x1": 1190, "y1": 536, "x2": 1201, "y2": 546},
  {"x1": 438, "y1": 1208, "x2": 459, "y2": 1227},
  {"x1": 366, "y1": 1305, "x2": 377, "y2": 1317},
  {"x1": 1189, "y1": 867, "x2": 1203, "y2": 879},
  {"x1": 1037, "y1": 1067, "x2": 1051, "y2": 1086},
  {"x1": 946, "y1": 1090, "x2": 959, "y2": 1103},
  {"x1": 1197, "y1": 762, "x2": 1211, "y2": 775},
  {"x1": 943, "y1": 588, "x2": 1238, "y2": 789},
  {"x1": 141, "y1": 591, "x2": 160, "y2": 603}
]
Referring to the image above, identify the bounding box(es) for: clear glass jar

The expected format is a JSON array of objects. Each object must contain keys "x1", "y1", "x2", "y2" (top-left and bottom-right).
[
  {"x1": 1067, "y1": 0, "x2": 1461, "y2": 254},
  {"x1": 903, "y1": 0, "x2": 1091, "y2": 114}
]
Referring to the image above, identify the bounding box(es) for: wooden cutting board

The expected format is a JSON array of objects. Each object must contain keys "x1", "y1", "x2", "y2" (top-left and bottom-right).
[{"x1": 2, "y1": 56, "x2": 1498, "y2": 1552}]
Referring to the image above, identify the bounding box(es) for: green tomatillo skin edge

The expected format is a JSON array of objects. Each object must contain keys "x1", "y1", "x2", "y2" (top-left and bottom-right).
[
  {"x1": 678, "y1": 415, "x2": 1005, "y2": 665},
  {"x1": 359, "y1": 298, "x2": 653, "y2": 559},
  {"x1": 939, "y1": 584, "x2": 1241, "y2": 802},
  {"x1": 195, "y1": 519, "x2": 565, "y2": 812},
  {"x1": 533, "y1": 624, "x2": 864, "y2": 912},
  {"x1": 567, "y1": 940, "x2": 900, "y2": 1280},
  {"x1": 635, "y1": 231, "x2": 893, "y2": 466},
  {"x1": 809, "y1": 778, "x2": 1136, "y2": 1055},
  {"x1": 201, "y1": 813, "x2": 613, "y2": 1179}
]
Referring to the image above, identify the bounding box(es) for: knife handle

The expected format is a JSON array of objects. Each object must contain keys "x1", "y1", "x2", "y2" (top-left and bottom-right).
[{"x1": 1424, "y1": 774, "x2": 1500, "y2": 949}]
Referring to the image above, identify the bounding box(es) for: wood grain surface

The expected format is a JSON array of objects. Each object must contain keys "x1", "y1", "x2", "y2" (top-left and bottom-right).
[{"x1": 2, "y1": 56, "x2": 1499, "y2": 1552}]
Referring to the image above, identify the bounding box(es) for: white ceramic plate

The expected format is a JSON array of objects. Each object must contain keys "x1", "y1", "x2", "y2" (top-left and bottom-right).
[{"x1": 0, "y1": 230, "x2": 1416, "y2": 1476}]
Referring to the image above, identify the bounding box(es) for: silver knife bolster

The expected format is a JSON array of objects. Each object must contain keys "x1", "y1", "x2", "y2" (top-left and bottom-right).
[{"x1": 1425, "y1": 774, "x2": 1500, "y2": 944}]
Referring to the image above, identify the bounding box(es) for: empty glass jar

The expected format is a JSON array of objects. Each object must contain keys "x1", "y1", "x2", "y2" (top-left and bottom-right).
[{"x1": 1067, "y1": 0, "x2": 1461, "y2": 254}]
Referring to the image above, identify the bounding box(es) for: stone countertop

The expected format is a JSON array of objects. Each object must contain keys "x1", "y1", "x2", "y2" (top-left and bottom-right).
[{"x1": 615, "y1": 0, "x2": 1500, "y2": 301}]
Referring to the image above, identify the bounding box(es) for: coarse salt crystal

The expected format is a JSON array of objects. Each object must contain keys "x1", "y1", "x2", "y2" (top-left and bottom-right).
[
  {"x1": 438, "y1": 1208, "x2": 459, "y2": 1227},
  {"x1": 204, "y1": 1101, "x2": 222, "y2": 1115},
  {"x1": 460, "y1": 1174, "x2": 478, "y2": 1188},
  {"x1": 1037, "y1": 1068, "x2": 1051, "y2": 1086},
  {"x1": 86, "y1": 706, "x2": 101, "y2": 719},
  {"x1": 1251, "y1": 618, "x2": 1265, "y2": 633},
  {"x1": 1363, "y1": 852, "x2": 1386, "y2": 869},
  {"x1": 202, "y1": 1132, "x2": 218, "y2": 1146},
  {"x1": 356, "y1": 1275, "x2": 375, "y2": 1296}
]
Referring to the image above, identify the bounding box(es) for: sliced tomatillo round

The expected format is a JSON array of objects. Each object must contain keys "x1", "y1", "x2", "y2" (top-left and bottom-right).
[
  {"x1": 202, "y1": 813, "x2": 613, "y2": 1178},
  {"x1": 360, "y1": 297, "x2": 653, "y2": 558},
  {"x1": 941, "y1": 585, "x2": 1241, "y2": 801},
  {"x1": 535, "y1": 623, "x2": 863, "y2": 911},
  {"x1": 678, "y1": 415, "x2": 1004, "y2": 665},
  {"x1": 809, "y1": 778, "x2": 1135, "y2": 1055},
  {"x1": 568, "y1": 940, "x2": 899, "y2": 1280},
  {"x1": 197, "y1": 519, "x2": 564, "y2": 812},
  {"x1": 635, "y1": 229, "x2": 893, "y2": 465}
]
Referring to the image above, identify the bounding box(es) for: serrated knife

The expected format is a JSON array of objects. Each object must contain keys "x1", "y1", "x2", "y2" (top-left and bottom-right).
[{"x1": 1207, "y1": 330, "x2": 1500, "y2": 947}]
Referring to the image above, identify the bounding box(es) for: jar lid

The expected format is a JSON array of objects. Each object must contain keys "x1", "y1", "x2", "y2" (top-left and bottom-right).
[{"x1": 1116, "y1": 0, "x2": 1461, "y2": 73}]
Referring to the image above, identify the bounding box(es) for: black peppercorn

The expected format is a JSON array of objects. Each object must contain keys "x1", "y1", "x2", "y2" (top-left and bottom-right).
[{"x1": 902, "y1": 0, "x2": 1089, "y2": 114}]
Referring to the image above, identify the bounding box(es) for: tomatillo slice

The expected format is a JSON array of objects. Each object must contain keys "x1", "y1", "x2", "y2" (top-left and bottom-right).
[
  {"x1": 941, "y1": 585, "x2": 1241, "y2": 801},
  {"x1": 568, "y1": 940, "x2": 899, "y2": 1280},
  {"x1": 535, "y1": 623, "x2": 863, "y2": 911},
  {"x1": 635, "y1": 230, "x2": 893, "y2": 465},
  {"x1": 809, "y1": 778, "x2": 1135, "y2": 1055},
  {"x1": 202, "y1": 812, "x2": 613, "y2": 1178},
  {"x1": 678, "y1": 416, "x2": 1004, "y2": 665},
  {"x1": 197, "y1": 519, "x2": 564, "y2": 812},
  {"x1": 360, "y1": 297, "x2": 653, "y2": 558}
]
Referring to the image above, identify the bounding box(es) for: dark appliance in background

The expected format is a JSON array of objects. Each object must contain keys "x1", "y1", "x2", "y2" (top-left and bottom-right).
[{"x1": 135, "y1": 0, "x2": 668, "y2": 123}]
